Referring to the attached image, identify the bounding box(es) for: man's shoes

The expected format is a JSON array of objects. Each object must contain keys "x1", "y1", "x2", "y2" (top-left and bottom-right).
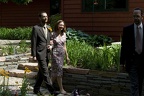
[{"x1": 33, "y1": 90, "x2": 44, "y2": 95}]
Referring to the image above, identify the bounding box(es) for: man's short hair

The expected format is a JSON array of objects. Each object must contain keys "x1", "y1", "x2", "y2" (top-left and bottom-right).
[
  {"x1": 38, "y1": 11, "x2": 47, "y2": 17},
  {"x1": 134, "y1": 7, "x2": 143, "y2": 16}
]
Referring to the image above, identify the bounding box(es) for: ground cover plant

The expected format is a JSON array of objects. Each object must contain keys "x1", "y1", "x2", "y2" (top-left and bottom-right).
[{"x1": 66, "y1": 28, "x2": 113, "y2": 47}]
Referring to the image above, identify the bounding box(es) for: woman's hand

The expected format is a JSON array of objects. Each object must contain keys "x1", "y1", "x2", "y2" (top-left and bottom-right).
[
  {"x1": 50, "y1": 40, "x2": 53, "y2": 45},
  {"x1": 66, "y1": 57, "x2": 70, "y2": 64}
]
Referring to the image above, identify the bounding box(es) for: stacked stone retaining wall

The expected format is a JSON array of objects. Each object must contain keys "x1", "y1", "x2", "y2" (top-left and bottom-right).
[{"x1": 63, "y1": 68, "x2": 131, "y2": 96}]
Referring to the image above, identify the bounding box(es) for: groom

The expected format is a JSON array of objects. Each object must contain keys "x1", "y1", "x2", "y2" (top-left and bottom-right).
[{"x1": 31, "y1": 11, "x2": 58, "y2": 96}]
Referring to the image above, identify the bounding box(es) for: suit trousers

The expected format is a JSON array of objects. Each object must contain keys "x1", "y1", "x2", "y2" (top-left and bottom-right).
[
  {"x1": 34, "y1": 58, "x2": 55, "y2": 93},
  {"x1": 128, "y1": 53, "x2": 144, "y2": 96},
  {"x1": 129, "y1": 63, "x2": 139, "y2": 96}
]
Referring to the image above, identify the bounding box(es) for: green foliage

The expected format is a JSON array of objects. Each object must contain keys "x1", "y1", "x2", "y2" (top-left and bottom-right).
[
  {"x1": 66, "y1": 28, "x2": 89, "y2": 42},
  {"x1": 1, "y1": 45, "x2": 15, "y2": 56},
  {"x1": 20, "y1": 75, "x2": 28, "y2": 96},
  {"x1": 0, "y1": 87, "x2": 12, "y2": 96},
  {"x1": 20, "y1": 67, "x2": 31, "y2": 96},
  {"x1": 0, "y1": 26, "x2": 120, "y2": 71},
  {"x1": 67, "y1": 40, "x2": 120, "y2": 71},
  {"x1": 66, "y1": 28, "x2": 113, "y2": 47},
  {"x1": 87, "y1": 35, "x2": 113, "y2": 47},
  {"x1": 0, "y1": 27, "x2": 32, "y2": 40},
  {"x1": 0, "y1": 26, "x2": 112, "y2": 47},
  {"x1": 67, "y1": 40, "x2": 95, "y2": 67},
  {"x1": 18, "y1": 40, "x2": 31, "y2": 53},
  {"x1": 0, "y1": 68, "x2": 30, "y2": 96},
  {"x1": 0, "y1": 0, "x2": 32, "y2": 5},
  {"x1": 5, "y1": 45, "x2": 16, "y2": 55},
  {"x1": 49, "y1": 13, "x2": 62, "y2": 30},
  {"x1": 110, "y1": 44, "x2": 121, "y2": 71},
  {"x1": 0, "y1": 69, "x2": 12, "y2": 96},
  {"x1": 1, "y1": 41, "x2": 17, "y2": 55},
  {"x1": 0, "y1": 41, "x2": 30, "y2": 56}
]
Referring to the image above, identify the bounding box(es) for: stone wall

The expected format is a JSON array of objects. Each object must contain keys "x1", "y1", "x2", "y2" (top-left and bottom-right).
[{"x1": 63, "y1": 68, "x2": 130, "y2": 96}]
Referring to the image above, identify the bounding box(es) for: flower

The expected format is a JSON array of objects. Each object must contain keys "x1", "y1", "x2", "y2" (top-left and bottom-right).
[
  {"x1": 24, "y1": 67, "x2": 31, "y2": 73},
  {"x1": 15, "y1": 81, "x2": 19, "y2": 84},
  {"x1": 35, "y1": 66, "x2": 39, "y2": 71},
  {"x1": 0, "y1": 68, "x2": 9, "y2": 77},
  {"x1": 48, "y1": 27, "x2": 52, "y2": 32}
]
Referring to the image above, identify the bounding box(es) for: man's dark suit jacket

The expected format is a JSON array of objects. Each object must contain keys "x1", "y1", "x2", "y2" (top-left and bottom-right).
[
  {"x1": 120, "y1": 23, "x2": 144, "y2": 72},
  {"x1": 31, "y1": 24, "x2": 51, "y2": 60}
]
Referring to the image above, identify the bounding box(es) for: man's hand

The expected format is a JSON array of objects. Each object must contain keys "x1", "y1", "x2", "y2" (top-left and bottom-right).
[
  {"x1": 47, "y1": 45, "x2": 53, "y2": 50},
  {"x1": 33, "y1": 56, "x2": 37, "y2": 61}
]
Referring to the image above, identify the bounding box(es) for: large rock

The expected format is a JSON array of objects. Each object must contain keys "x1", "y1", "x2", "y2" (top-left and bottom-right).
[
  {"x1": 6, "y1": 69, "x2": 37, "y2": 79},
  {"x1": 0, "y1": 56, "x2": 6, "y2": 61},
  {"x1": 18, "y1": 63, "x2": 38, "y2": 72}
]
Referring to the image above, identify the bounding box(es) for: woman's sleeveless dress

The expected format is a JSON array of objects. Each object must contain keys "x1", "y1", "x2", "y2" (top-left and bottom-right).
[{"x1": 51, "y1": 32, "x2": 66, "y2": 77}]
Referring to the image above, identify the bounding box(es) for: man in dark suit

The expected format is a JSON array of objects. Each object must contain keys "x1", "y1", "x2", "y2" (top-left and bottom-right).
[
  {"x1": 31, "y1": 11, "x2": 58, "y2": 96},
  {"x1": 120, "y1": 8, "x2": 144, "y2": 96}
]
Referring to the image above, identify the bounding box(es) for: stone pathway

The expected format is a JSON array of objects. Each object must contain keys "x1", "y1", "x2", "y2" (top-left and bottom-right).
[
  {"x1": 0, "y1": 56, "x2": 71, "y2": 96},
  {"x1": 0, "y1": 40, "x2": 71, "y2": 96}
]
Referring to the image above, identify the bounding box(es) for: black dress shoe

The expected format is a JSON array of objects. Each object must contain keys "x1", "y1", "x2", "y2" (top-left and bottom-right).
[{"x1": 33, "y1": 90, "x2": 43, "y2": 95}]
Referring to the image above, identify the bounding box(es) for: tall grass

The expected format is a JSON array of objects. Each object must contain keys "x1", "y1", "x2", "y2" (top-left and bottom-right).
[{"x1": 67, "y1": 40, "x2": 120, "y2": 71}]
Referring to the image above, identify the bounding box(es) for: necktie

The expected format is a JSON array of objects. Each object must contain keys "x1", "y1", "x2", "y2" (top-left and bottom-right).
[
  {"x1": 43, "y1": 27, "x2": 47, "y2": 38},
  {"x1": 135, "y1": 26, "x2": 142, "y2": 54}
]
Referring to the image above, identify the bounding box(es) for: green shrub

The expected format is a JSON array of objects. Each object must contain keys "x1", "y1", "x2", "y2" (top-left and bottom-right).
[
  {"x1": 67, "y1": 40, "x2": 120, "y2": 71},
  {"x1": 66, "y1": 40, "x2": 96, "y2": 67},
  {"x1": 66, "y1": 28, "x2": 113, "y2": 47},
  {"x1": 66, "y1": 28, "x2": 89, "y2": 42},
  {"x1": 0, "y1": 27, "x2": 32, "y2": 40},
  {"x1": 0, "y1": 27, "x2": 113, "y2": 47},
  {"x1": 87, "y1": 35, "x2": 113, "y2": 47}
]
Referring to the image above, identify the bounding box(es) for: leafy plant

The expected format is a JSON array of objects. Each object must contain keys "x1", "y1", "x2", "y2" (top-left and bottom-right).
[
  {"x1": 66, "y1": 28, "x2": 113, "y2": 47},
  {"x1": 66, "y1": 40, "x2": 120, "y2": 71},
  {"x1": 110, "y1": 44, "x2": 121, "y2": 71},
  {"x1": 1, "y1": 47, "x2": 9, "y2": 56},
  {"x1": 67, "y1": 40, "x2": 97, "y2": 69},
  {"x1": 17, "y1": 40, "x2": 30, "y2": 53},
  {"x1": 0, "y1": 40, "x2": 30, "y2": 56},
  {"x1": 87, "y1": 35, "x2": 113, "y2": 47},
  {"x1": 3, "y1": 43, "x2": 17, "y2": 55},
  {"x1": 0, "y1": 26, "x2": 113, "y2": 47},
  {"x1": 0, "y1": 66, "x2": 32, "y2": 96},
  {"x1": 0, "y1": 69, "x2": 12, "y2": 96},
  {"x1": 20, "y1": 67, "x2": 31, "y2": 96},
  {"x1": 0, "y1": 27, "x2": 32, "y2": 40},
  {"x1": 66, "y1": 28, "x2": 90, "y2": 42}
]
